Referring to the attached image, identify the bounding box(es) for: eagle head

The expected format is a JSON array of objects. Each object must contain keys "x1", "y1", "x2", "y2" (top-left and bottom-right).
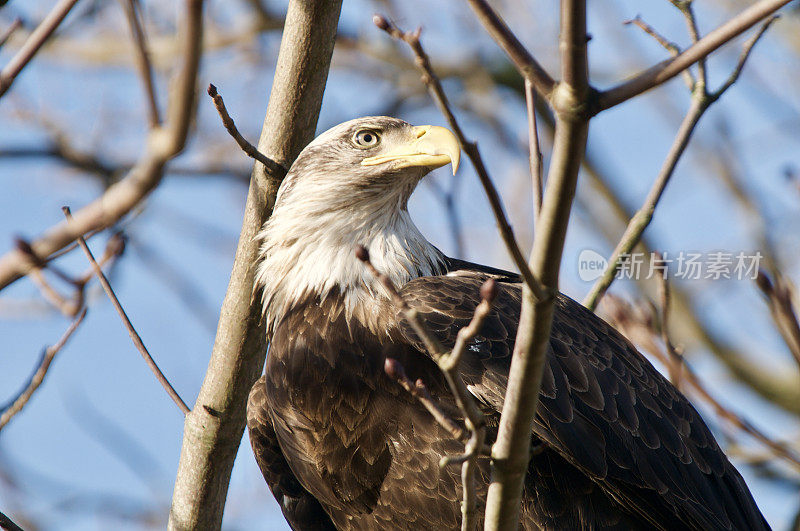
[
  {"x1": 273, "y1": 116, "x2": 460, "y2": 211},
  {"x1": 256, "y1": 116, "x2": 460, "y2": 331}
]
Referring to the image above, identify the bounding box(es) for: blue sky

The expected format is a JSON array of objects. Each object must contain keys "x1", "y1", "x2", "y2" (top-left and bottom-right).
[{"x1": 1, "y1": 0, "x2": 799, "y2": 528}]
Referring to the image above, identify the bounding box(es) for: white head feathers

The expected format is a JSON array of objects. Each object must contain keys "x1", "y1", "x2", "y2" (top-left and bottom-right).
[{"x1": 254, "y1": 117, "x2": 454, "y2": 332}]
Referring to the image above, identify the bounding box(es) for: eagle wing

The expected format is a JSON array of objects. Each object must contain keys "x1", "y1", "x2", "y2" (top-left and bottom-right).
[
  {"x1": 397, "y1": 262, "x2": 769, "y2": 531},
  {"x1": 247, "y1": 376, "x2": 337, "y2": 530}
]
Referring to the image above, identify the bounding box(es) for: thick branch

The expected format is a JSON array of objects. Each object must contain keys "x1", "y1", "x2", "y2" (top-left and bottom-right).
[
  {"x1": 168, "y1": 1, "x2": 342, "y2": 528},
  {"x1": 484, "y1": 1, "x2": 589, "y2": 529},
  {"x1": 0, "y1": 0, "x2": 204, "y2": 291},
  {"x1": 596, "y1": 0, "x2": 791, "y2": 112},
  {"x1": 0, "y1": 0, "x2": 81, "y2": 98}
]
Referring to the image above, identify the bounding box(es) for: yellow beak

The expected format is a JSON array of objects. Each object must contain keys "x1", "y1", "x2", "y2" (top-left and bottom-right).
[{"x1": 361, "y1": 125, "x2": 461, "y2": 176}]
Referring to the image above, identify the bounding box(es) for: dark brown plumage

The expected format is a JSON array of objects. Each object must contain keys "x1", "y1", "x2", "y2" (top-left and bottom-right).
[
  {"x1": 248, "y1": 258, "x2": 769, "y2": 530},
  {"x1": 247, "y1": 117, "x2": 769, "y2": 530}
]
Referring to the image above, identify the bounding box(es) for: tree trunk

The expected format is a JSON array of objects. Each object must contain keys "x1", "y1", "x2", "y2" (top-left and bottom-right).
[{"x1": 168, "y1": 2, "x2": 343, "y2": 528}]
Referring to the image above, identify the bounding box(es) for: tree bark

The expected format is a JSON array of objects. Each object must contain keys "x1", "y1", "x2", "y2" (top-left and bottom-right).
[
  {"x1": 168, "y1": 1, "x2": 343, "y2": 528},
  {"x1": 483, "y1": 1, "x2": 590, "y2": 528}
]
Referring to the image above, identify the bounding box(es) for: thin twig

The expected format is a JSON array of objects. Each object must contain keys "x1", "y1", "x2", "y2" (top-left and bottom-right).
[
  {"x1": 0, "y1": 309, "x2": 87, "y2": 431},
  {"x1": 0, "y1": 0, "x2": 82, "y2": 98},
  {"x1": 120, "y1": 0, "x2": 161, "y2": 127},
  {"x1": 657, "y1": 258, "x2": 684, "y2": 390},
  {"x1": 63, "y1": 207, "x2": 190, "y2": 415},
  {"x1": 524, "y1": 79, "x2": 543, "y2": 220},
  {"x1": 14, "y1": 233, "x2": 125, "y2": 317},
  {"x1": 29, "y1": 268, "x2": 82, "y2": 317},
  {"x1": 583, "y1": 97, "x2": 706, "y2": 311},
  {"x1": 712, "y1": 15, "x2": 779, "y2": 99},
  {"x1": 15, "y1": 237, "x2": 84, "y2": 316},
  {"x1": 584, "y1": 13, "x2": 776, "y2": 312},
  {"x1": 384, "y1": 358, "x2": 467, "y2": 442},
  {"x1": 0, "y1": 0, "x2": 204, "y2": 292},
  {"x1": 756, "y1": 271, "x2": 800, "y2": 370},
  {"x1": 0, "y1": 18, "x2": 23, "y2": 50},
  {"x1": 596, "y1": 0, "x2": 791, "y2": 113},
  {"x1": 206, "y1": 84, "x2": 284, "y2": 173},
  {"x1": 673, "y1": 0, "x2": 707, "y2": 88},
  {"x1": 357, "y1": 245, "x2": 488, "y2": 531},
  {"x1": 624, "y1": 15, "x2": 694, "y2": 90},
  {"x1": 373, "y1": 15, "x2": 547, "y2": 302},
  {"x1": 463, "y1": 0, "x2": 556, "y2": 101},
  {"x1": 74, "y1": 231, "x2": 127, "y2": 285}
]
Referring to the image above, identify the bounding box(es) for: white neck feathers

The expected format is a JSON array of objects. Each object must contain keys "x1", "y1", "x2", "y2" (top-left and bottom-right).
[{"x1": 255, "y1": 194, "x2": 444, "y2": 333}]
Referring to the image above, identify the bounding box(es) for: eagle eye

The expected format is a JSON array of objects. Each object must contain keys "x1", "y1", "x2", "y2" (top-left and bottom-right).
[{"x1": 352, "y1": 129, "x2": 380, "y2": 148}]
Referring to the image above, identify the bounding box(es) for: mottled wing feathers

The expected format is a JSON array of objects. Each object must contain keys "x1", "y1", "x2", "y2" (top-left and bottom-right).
[
  {"x1": 247, "y1": 376, "x2": 336, "y2": 530},
  {"x1": 398, "y1": 264, "x2": 769, "y2": 531},
  {"x1": 263, "y1": 306, "x2": 394, "y2": 516}
]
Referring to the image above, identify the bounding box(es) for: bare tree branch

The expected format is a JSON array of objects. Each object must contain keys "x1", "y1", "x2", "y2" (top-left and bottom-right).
[
  {"x1": 596, "y1": 0, "x2": 791, "y2": 113},
  {"x1": 169, "y1": 1, "x2": 343, "y2": 528},
  {"x1": 713, "y1": 15, "x2": 780, "y2": 98},
  {"x1": 673, "y1": 0, "x2": 708, "y2": 88},
  {"x1": 14, "y1": 233, "x2": 125, "y2": 318},
  {"x1": 624, "y1": 15, "x2": 695, "y2": 90},
  {"x1": 583, "y1": 97, "x2": 706, "y2": 310},
  {"x1": 463, "y1": 0, "x2": 556, "y2": 100},
  {"x1": 524, "y1": 79, "x2": 543, "y2": 220},
  {"x1": 0, "y1": 309, "x2": 87, "y2": 431},
  {"x1": 584, "y1": 13, "x2": 776, "y2": 311},
  {"x1": 0, "y1": 0, "x2": 203, "y2": 292},
  {"x1": 119, "y1": 0, "x2": 161, "y2": 127},
  {"x1": 64, "y1": 206, "x2": 190, "y2": 415},
  {"x1": 756, "y1": 271, "x2": 800, "y2": 371},
  {"x1": 28, "y1": 267, "x2": 83, "y2": 317},
  {"x1": 465, "y1": 4, "x2": 800, "y2": 415},
  {"x1": 0, "y1": 18, "x2": 22, "y2": 50},
  {"x1": 206, "y1": 83, "x2": 283, "y2": 173},
  {"x1": 484, "y1": 0, "x2": 590, "y2": 527},
  {"x1": 384, "y1": 358, "x2": 467, "y2": 443},
  {"x1": 0, "y1": 0, "x2": 81, "y2": 98},
  {"x1": 357, "y1": 245, "x2": 491, "y2": 531},
  {"x1": 374, "y1": 16, "x2": 547, "y2": 302}
]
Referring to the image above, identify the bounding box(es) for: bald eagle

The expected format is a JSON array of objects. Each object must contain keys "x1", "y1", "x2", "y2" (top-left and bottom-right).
[{"x1": 246, "y1": 116, "x2": 769, "y2": 530}]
